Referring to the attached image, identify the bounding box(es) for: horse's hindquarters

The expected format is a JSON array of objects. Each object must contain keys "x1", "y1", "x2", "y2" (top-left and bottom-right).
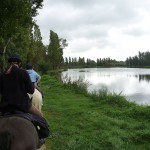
[
  {"x1": 28, "y1": 88, "x2": 43, "y2": 112},
  {"x1": 0, "y1": 116, "x2": 39, "y2": 150}
]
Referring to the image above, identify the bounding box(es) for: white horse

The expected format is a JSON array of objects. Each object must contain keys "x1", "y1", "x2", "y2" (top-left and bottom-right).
[
  {"x1": 28, "y1": 89, "x2": 43, "y2": 112},
  {"x1": 28, "y1": 89, "x2": 46, "y2": 150}
]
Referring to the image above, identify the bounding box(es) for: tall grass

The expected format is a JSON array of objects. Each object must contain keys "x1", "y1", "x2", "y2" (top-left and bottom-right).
[
  {"x1": 62, "y1": 75, "x2": 90, "y2": 95},
  {"x1": 61, "y1": 76, "x2": 133, "y2": 107}
]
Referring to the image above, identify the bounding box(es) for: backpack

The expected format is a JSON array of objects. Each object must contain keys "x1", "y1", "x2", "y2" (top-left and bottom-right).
[{"x1": 30, "y1": 114, "x2": 50, "y2": 139}]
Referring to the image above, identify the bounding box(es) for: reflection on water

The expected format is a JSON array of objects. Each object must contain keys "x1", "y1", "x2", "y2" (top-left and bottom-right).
[
  {"x1": 61, "y1": 68, "x2": 150, "y2": 105},
  {"x1": 139, "y1": 74, "x2": 150, "y2": 82}
]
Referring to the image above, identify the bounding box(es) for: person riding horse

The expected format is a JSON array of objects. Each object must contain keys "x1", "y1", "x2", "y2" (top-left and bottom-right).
[
  {"x1": 26, "y1": 63, "x2": 43, "y2": 97},
  {"x1": 0, "y1": 54, "x2": 42, "y2": 116},
  {"x1": 0, "y1": 54, "x2": 49, "y2": 148}
]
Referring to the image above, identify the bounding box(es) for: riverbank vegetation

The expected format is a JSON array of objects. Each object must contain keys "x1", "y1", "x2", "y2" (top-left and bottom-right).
[{"x1": 42, "y1": 75, "x2": 150, "y2": 150}]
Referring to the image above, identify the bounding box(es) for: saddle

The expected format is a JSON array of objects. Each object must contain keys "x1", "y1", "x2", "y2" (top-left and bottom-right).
[{"x1": 1, "y1": 111, "x2": 50, "y2": 139}]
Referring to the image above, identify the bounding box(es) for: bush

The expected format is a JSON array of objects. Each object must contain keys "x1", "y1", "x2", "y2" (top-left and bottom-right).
[{"x1": 38, "y1": 61, "x2": 50, "y2": 75}]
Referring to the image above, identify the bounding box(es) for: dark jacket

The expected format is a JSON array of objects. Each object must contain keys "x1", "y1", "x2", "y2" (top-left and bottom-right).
[{"x1": 0, "y1": 65, "x2": 34, "y2": 113}]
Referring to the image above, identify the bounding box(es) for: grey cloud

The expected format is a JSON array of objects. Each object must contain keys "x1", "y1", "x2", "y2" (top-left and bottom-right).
[
  {"x1": 122, "y1": 27, "x2": 147, "y2": 36},
  {"x1": 35, "y1": 0, "x2": 150, "y2": 60},
  {"x1": 37, "y1": 1, "x2": 137, "y2": 40},
  {"x1": 42, "y1": 0, "x2": 139, "y2": 28}
]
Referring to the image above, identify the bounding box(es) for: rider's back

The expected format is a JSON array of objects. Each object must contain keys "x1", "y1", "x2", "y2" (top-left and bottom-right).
[{"x1": 0, "y1": 65, "x2": 34, "y2": 113}]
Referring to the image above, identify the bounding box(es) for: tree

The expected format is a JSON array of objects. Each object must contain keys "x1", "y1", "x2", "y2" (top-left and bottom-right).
[
  {"x1": 48, "y1": 30, "x2": 68, "y2": 70},
  {"x1": 31, "y1": 24, "x2": 45, "y2": 67},
  {"x1": 0, "y1": 0, "x2": 43, "y2": 71}
]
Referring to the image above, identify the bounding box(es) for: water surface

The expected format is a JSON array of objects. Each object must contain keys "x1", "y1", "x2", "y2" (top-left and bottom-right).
[{"x1": 61, "y1": 68, "x2": 150, "y2": 105}]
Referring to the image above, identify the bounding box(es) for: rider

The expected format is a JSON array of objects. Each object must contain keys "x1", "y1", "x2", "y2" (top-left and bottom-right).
[
  {"x1": 0, "y1": 54, "x2": 42, "y2": 117},
  {"x1": 26, "y1": 63, "x2": 43, "y2": 95},
  {"x1": 0, "y1": 54, "x2": 49, "y2": 148}
]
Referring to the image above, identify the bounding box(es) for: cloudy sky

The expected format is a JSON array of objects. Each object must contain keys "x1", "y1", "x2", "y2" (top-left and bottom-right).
[{"x1": 35, "y1": 0, "x2": 150, "y2": 61}]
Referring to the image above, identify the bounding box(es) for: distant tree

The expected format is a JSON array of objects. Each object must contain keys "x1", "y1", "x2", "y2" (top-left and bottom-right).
[
  {"x1": 138, "y1": 51, "x2": 143, "y2": 67},
  {"x1": 64, "y1": 57, "x2": 68, "y2": 66},
  {"x1": 69, "y1": 57, "x2": 71, "y2": 64}
]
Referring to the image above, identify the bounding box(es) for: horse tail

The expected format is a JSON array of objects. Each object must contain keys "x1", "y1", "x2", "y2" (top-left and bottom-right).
[{"x1": 0, "y1": 131, "x2": 12, "y2": 150}]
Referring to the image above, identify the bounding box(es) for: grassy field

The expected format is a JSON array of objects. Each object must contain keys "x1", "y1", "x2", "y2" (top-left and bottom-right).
[{"x1": 41, "y1": 75, "x2": 150, "y2": 150}]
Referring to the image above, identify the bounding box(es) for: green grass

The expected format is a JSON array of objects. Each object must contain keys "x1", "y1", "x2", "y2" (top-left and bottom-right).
[{"x1": 41, "y1": 75, "x2": 150, "y2": 150}]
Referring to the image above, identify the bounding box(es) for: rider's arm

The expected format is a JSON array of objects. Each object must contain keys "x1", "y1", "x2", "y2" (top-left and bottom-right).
[
  {"x1": 24, "y1": 70, "x2": 34, "y2": 94},
  {"x1": 28, "y1": 104, "x2": 42, "y2": 116},
  {"x1": 36, "y1": 76, "x2": 41, "y2": 85},
  {"x1": 34, "y1": 71, "x2": 41, "y2": 86}
]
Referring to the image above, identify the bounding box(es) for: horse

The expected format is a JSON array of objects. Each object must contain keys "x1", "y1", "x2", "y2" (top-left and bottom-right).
[
  {"x1": 0, "y1": 88, "x2": 45, "y2": 150},
  {"x1": 28, "y1": 88, "x2": 43, "y2": 112},
  {"x1": 0, "y1": 90, "x2": 45, "y2": 150},
  {"x1": 0, "y1": 116, "x2": 39, "y2": 150}
]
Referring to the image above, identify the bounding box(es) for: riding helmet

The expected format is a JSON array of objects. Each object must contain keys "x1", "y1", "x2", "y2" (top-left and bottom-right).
[
  {"x1": 26, "y1": 63, "x2": 33, "y2": 70},
  {"x1": 8, "y1": 54, "x2": 22, "y2": 63}
]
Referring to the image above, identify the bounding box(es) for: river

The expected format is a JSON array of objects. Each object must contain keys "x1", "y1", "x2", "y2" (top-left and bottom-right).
[{"x1": 61, "y1": 68, "x2": 150, "y2": 105}]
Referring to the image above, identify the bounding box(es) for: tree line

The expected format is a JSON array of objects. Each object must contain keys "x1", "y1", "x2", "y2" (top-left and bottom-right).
[
  {"x1": 63, "y1": 57, "x2": 125, "y2": 68},
  {"x1": 126, "y1": 51, "x2": 150, "y2": 68},
  {"x1": 63, "y1": 51, "x2": 150, "y2": 68}
]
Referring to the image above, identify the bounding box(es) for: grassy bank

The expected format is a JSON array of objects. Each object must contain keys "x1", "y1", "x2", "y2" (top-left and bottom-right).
[{"x1": 41, "y1": 75, "x2": 150, "y2": 150}]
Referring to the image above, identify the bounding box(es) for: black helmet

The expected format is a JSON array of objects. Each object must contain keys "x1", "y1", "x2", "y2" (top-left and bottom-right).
[
  {"x1": 8, "y1": 54, "x2": 22, "y2": 63},
  {"x1": 26, "y1": 63, "x2": 33, "y2": 70}
]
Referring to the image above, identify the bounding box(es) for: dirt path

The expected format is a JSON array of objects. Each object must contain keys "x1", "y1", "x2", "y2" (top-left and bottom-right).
[{"x1": 38, "y1": 144, "x2": 46, "y2": 150}]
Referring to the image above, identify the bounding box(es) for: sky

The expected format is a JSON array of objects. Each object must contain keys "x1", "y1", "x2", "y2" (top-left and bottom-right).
[{"x1": 35, "y1": 0, "x2": 150, "y2": 61}]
